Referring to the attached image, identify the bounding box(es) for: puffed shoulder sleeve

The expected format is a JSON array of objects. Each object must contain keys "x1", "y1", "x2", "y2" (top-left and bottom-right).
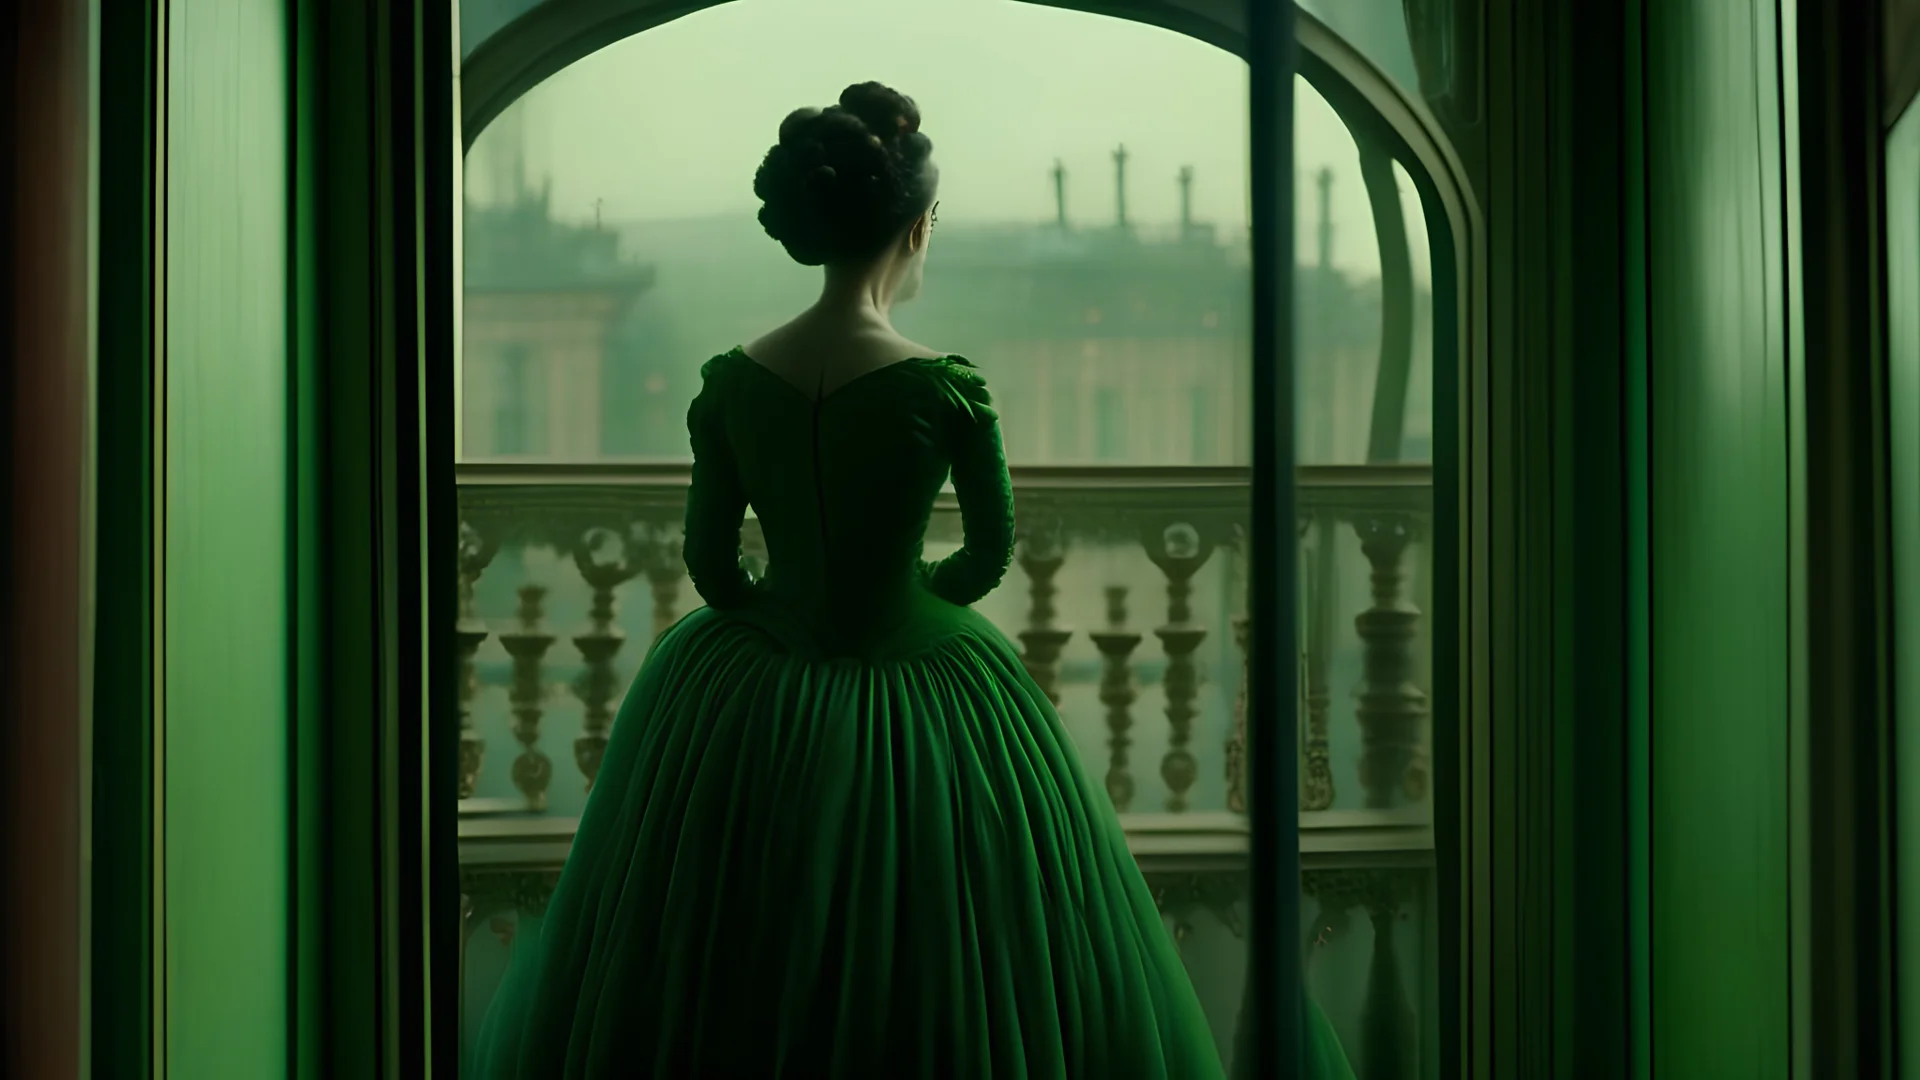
[
  {"x1": 683, "y1": 354, "x2": 757, "y2": 609},
  {"x1": 919, "y1": 357, "x2": 1015, "y2": 606}
]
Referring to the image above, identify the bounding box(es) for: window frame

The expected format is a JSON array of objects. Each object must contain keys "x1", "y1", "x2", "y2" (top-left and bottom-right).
[{"x1": 452, "y1": 2, "x2": 1485, "y2": 1077}]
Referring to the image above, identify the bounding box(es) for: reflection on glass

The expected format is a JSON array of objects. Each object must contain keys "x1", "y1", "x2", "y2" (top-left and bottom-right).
[{"x1": 454, "y1": 1, "x2": 1444, "y2": 1077}]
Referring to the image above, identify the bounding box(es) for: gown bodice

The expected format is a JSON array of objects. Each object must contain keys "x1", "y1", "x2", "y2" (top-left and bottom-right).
[{"x1": 685, "y1": 347, "x2": 1015, "y2": 655}]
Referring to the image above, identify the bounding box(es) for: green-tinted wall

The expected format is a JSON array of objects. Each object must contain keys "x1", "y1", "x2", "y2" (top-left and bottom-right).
[
  {"x1": 1891, "y1": 99, "x2": 1920, "y2": 1080},
  {"x1": 1639, "y1": 0, "x2": 1795, "y2": 1074},
  {"x1": 163, "y1": 0, "x2": 292, "y2": 1074}
]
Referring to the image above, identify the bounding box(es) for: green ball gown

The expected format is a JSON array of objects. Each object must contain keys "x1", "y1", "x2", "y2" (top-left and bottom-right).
[{"x1": 472, "y1": 349, "x2": 1357, "y2": 1078}]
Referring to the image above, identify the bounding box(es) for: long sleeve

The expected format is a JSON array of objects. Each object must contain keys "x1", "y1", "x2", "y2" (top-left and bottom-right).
[
  {"x1": 921, "y1": 362, "x2": 1015, "y2": 606},
  {"x1": 682, "y1": 367, "x2": 757, "y2": 610}
]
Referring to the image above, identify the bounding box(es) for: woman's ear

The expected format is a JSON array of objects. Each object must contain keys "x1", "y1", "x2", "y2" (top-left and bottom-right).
[{"x1": 907, "y1": 211, "x2": 931, "y2": 252}]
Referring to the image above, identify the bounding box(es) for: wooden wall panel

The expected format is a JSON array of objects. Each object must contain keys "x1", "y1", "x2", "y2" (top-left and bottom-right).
[
  {"x1": 1640, "y1": 1, "x2": 1795, "y2": 1075},
  {"x1": 162, "y1": 0, "x2": 292, "y2": 1075}
]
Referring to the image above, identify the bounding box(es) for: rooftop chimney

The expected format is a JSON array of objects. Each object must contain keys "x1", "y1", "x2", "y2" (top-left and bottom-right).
[
  {"x1": 1315, "y1": 167, "x2": 1334, "y2": 271},
  {"x1": 1052, "y1": 159, "x2": 1068, "y2": 230},
  {"x1": 1178, "y1": 165, "x2": 1195, "y2": 240}
]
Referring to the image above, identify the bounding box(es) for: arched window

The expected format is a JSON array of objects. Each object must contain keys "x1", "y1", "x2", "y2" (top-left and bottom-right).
[{"x1": 451, "y1": 2, "x2": 1478, "y2": 1076}]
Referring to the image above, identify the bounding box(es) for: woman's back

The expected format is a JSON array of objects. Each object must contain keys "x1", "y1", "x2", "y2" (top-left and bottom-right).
[{"x1": 687, "y1": 346, "x2": 1013, "y2": 656}]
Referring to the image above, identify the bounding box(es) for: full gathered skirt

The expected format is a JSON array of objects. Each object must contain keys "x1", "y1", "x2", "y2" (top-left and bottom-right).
[{"x1": 472, "y1": 600, "x2": 1288, "y2": 1078}]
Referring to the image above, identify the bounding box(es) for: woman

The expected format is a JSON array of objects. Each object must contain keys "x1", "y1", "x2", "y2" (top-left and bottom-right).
[{"x1": 473, "y1": 82, "x2": 1353, "y2": 1079}]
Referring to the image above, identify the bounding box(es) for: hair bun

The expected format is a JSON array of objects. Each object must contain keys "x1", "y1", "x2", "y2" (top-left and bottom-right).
[
  {"x1": 777, "y1": 107, "x2": 823, "y2": 145},
  {"x1": 837, "y1": 81, "x2": 921, "y2": 140},
  {"x1": 752, "y1": 82, "x2": 938, "y2": 267}
]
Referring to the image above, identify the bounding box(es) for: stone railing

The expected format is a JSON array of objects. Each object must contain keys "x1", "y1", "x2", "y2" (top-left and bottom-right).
[
  {"x1": 452, "y1": 462, "x2": 1437, "y2": 1076},
  {"x1": 453, "y1": 462, "x2": 1433, "y2": 817}
]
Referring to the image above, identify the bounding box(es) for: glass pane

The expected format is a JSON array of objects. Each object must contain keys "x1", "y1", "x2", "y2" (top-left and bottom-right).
[
  {"x1": 1293, "y1": 90, "x2": 1435, "y2": 466},
  {"x1": 460, "y1": 0, "x2": 546, "y2": 59},
  {"x1": 462, "y1": 2, "x2": 1259, "y2": 465},
  {"x1": 456, "y1": 2, "x2": 1443, "y2": 1077},
  {"x1": 461, "y1": 51, "x2": 1428, "y2": 470},
  {"x1": 1297, "y1": 0, "x2": 1422, "y2": 98}
]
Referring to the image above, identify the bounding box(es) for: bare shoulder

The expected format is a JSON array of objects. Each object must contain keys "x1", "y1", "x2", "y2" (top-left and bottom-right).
[
  {"x1": 850, "y1": 327, "x2": 945, "y2": 365},
  {"x1": 743, "y1": 320, "x2": 808, "y2": 367},
  {"x1": 899, "y1": 336, "x2": 949, "y2": 362},
  {"x1": 746, "y1": 323, "x2": 946, "y2": 373}
]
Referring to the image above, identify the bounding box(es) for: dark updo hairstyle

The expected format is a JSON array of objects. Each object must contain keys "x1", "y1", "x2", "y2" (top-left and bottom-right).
[{"x1": 753, "y1": 82, "x2": 939, "y2": 267}]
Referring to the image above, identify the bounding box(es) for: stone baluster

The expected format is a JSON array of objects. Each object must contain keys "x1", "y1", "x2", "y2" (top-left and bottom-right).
[
  {"x1": 1408, "y1": 516, "x2": 1435, "y2": 801},
  {"x1": 1360, "y1": 870, "x2": 1419, "y2": 1080},
  {"x1": 571, "y1": 527, "x2": 644, "y2": 791},
  {"x1": 1303, "y1": 868, "x2": 1417, "y2": 1080},
  {"x1": 1354, "y1": 514, "x2": 1429, "y2": 808},
  {"x1": 640, "y1": 523, "x2": 685, "y2": 642},
  {"x1": 1302, "y1": 514, "x2": 1337, "y2": 810},
  {"x1": 646, "y1": 569, "x2": 682, "y2": 642},
  {"x1": 459, "y1": 867, "x2": 562, "y2": 954},
  {"x1": 1225, "y1": 615, "x2": 1249, "y2": 814},
  {"x1": 1147, "y1": 522, "x2": 1213, "y2": 813},
  {"x1": 458, "y1": 891, "x2": 473, "y2": 1044},
  {"x1": 1016, "y1": 531, "x2": 1073, "y2": 704},
  {"x1": 1088, "y1": 585, "x2": 1143, "y2": 812},
  {"x1": 1227, "y1": 514, "x2": 1333, "y2": 814},
  {"x1": 1305, "y1": 891, "x2": 1351, "y2": 962},
  {"x1": 1143, "y1": 870, "x2": 1247, "y2": 947},
  {"x1": 456, "y1": 520, "x2": 501, "y2": 800},
  {"x1": 498, "y1": 584, "x2": 557, "y2": 811}
]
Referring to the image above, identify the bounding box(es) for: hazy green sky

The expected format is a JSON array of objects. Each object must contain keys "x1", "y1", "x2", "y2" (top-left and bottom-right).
[{"x1": 466, "y1": 0, "x2": 1429, "y2": 281}]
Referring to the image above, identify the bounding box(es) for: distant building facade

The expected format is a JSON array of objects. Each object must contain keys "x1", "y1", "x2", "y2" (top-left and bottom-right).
[
  {"x1": 461, "y1": 179, "x2": 656, "y2": 459},
  {"x1": 460, "y1": 153, "x2": 1432, "y2": 466}
]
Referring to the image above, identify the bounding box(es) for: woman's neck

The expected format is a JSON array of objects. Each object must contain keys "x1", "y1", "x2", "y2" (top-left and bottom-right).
[{"x1": 814, "y1": 257, "x2": 901, "y2": 322}]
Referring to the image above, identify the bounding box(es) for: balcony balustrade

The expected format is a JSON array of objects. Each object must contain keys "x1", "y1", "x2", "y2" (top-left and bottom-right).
[{"x1": 454, "y1": 461, "x2": 1437, "y2": 1077}]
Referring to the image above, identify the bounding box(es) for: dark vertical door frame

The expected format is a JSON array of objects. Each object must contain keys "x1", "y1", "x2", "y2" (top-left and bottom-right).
[
  {"x1": 292, "y1": 1, "x2": 458, "y2": 1076},
  {"x1": 422, "y1": 0, "x2": 463, "y2": 1073},
  {"x1": 92, "y1": 0, "x2": 162, "y2": 1076},
  {"x1": 1244, "y1": 2, "x2": 1302, "y2": 1074},
  {"x1": 1890, "y1": 3, "x2": 1920, "y2": 1075},
  {"x1": 1528, "y1": 1, "x2": 1632, "y2": 1076},
  {"x1": 1798, "y1": 0, "x2": 1898, "y2": 1074}
]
